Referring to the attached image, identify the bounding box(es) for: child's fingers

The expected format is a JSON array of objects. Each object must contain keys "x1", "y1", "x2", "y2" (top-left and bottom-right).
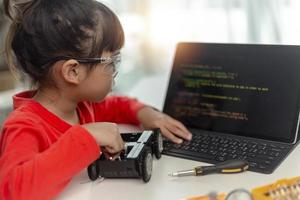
[
  {"x1": 105, "y1": 148, "x2": 120, "y2": 156},
  {"x1": 114, "y1": 127, "x2": 124, "y2": 150},
  {"x1": 117, "y1": 140, "x2": 125, "y2": 151},
  {"x1": 164, "y1": 123, "x2": 190, "y2": 141},
  {"x1": 103, "y1": 151, "x2": 121, "y2": 160},
  {"x1": 105, "y1": 142, "x2": 123, "y2": 154},
  {"x1": 167, "y1": 117, "x2": 192, "y2": 140},
  {"x1": 160, "y1": 127, "x2": 183, "y2": 144}
]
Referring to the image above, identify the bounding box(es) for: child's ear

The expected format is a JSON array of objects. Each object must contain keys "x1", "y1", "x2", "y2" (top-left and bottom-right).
[{"x1": 61, "y1": 59, "x2": 82, "y2": 84}]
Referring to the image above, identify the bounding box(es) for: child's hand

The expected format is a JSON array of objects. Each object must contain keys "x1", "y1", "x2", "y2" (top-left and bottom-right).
[
  {"x1": 151, "y1": 113, "x2": 192, "y2": 144},
  {"x1": 82, "y1": 122, "x2": 124, "y2": 154},
  {"x1": 137, "y1": 107, "x2": 192, "y2": 144}
]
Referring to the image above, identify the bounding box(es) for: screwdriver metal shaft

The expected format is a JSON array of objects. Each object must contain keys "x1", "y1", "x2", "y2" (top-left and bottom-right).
[
  {"x1": 169, "y1": 160, "x2": 248, "y2": 177},
  {"x1": 169, "y1": 169, "x2": 196, "y2": 177}
]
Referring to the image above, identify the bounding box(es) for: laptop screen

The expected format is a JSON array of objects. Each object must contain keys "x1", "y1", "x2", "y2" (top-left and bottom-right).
[{"x1": 163, "y1": 43, "x2": 300, "y2": 143}]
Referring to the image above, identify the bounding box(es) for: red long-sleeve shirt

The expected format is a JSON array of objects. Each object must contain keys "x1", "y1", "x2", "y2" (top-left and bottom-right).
[{"x1": 0, "y1": 91, "x2": 145, "y2": 200}]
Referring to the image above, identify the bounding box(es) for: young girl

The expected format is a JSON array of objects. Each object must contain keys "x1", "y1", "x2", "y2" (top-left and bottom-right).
[{"x1": 0, "y1": 0, "x2": 192, "y2": 199}]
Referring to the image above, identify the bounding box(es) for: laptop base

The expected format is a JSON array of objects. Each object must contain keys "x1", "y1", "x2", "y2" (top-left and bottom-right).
[{"x1": 163, "y1": 129, "x2": 297, "y2": 174}]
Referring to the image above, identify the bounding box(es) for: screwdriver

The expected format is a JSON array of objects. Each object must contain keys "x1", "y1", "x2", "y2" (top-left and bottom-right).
[{"x1": 169, "y1": 160, "x2": 249, "y2": 177}]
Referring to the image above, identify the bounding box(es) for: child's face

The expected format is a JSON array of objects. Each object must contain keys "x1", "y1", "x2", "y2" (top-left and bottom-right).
[{"x1": 78, "y1": 51, "x2": 118, "y2": 102}]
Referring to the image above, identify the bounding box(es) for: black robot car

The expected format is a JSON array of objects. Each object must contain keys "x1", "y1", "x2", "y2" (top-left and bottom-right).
[{"x1": 87, "y1": 129, "x2": 163, "y2": 183}]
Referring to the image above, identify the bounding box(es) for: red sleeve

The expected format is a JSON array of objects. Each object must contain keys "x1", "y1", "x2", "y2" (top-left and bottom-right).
[
  {"x1": 92, "y1": 96, "x2": 145, "y2": 125},
  {"x1": 0, "y1": 123, "x2": 100, "y2": 200}
]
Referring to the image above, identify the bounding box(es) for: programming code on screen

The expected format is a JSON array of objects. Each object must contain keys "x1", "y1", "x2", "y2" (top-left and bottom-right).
[
  {"x1": 163, "y1": 43, "x2": 300, "y2": 142},
  {"x1": 174, "y1": 63, "x2": 270, "y2": 121}
]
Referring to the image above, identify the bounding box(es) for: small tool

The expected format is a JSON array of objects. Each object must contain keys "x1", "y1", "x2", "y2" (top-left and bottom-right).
[{"x1": 169, "y1": 160, "x2": 249, "y2": 177}]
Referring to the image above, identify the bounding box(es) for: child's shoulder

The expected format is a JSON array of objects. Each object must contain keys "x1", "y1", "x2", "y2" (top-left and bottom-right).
[
  {"x1": 3, "y1": 103, "x2": 43, "y2": 128},
  {"x1": 3, "y1": 90, "x2": 44, "y2": 125}
]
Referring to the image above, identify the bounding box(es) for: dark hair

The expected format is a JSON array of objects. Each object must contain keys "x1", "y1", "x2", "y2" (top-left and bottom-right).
[{"x1": 3, "y1": 0, "x2": 124, "y2": 86}]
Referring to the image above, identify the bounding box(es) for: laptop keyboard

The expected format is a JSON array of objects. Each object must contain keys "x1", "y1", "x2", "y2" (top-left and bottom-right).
[{"x1": 163, "y1": 130, "x2": 293, "y2": 173}]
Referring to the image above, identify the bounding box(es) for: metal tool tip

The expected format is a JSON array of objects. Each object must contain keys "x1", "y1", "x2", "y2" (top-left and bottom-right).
[{"x1": 168, "y1": 172, "x2": 178, "y2": 177}]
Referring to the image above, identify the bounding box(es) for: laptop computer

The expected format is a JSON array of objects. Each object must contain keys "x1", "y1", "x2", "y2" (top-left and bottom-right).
[{"x1": 162, "y1": 42, "x2": 300, "y2": 174}]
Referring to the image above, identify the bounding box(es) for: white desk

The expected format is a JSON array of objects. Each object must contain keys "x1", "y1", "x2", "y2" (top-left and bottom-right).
[
  {"x1": 57, "y1": 148, "x2": 300, "y2": 200},
  {"x1": 57, "y1": 74, "x2": 300, "y2": 200}
]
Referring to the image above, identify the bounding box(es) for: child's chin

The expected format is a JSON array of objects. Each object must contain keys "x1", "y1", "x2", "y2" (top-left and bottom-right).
[{"x1": 90, "y1": 95, "x2": 107, "y2": 103}]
